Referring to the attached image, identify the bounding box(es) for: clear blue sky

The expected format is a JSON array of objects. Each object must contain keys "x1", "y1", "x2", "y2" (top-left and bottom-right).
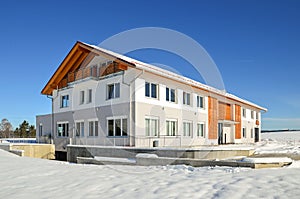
[{"x1": 0, "y1": 0, "x2": 299, "y2": 130}]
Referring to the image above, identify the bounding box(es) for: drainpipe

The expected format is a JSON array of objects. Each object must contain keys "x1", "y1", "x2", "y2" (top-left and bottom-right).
[
  {"x1": 46, "y1": 95, "x2": 54, "y2": 144},
  {"x1": 122, "y1": 68, "x2": 144, "y2": 147}
]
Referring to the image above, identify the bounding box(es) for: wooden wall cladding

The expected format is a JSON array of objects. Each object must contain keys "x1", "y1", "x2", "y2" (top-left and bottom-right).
[
  {"x1": 218, "y1": 102, "x2": 232, "y2": 120},
  {"x1": 235, "y1": 104, "x2": 241, "y2": 139},
  {"x1": 208, "y1": 96, "x2": 218, "y2": 139}
]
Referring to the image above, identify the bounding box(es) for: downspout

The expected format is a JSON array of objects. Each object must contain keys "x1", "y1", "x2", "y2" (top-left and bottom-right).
[
  {"x1": 46, "y1": 95, "x2": 54, "y2": 144},
  {"x1": 122, "y1": 68, "x2": 144, "y2": 147}
]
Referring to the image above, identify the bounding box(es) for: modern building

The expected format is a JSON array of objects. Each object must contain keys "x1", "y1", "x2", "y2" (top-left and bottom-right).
[{"x1": 36, "y1": 41, "x2": 267, "y2": 153}]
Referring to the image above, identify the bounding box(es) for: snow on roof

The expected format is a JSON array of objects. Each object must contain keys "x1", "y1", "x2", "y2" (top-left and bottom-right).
[{"x1": 83, "y1": 42, "x2": 267, "y2": 111}]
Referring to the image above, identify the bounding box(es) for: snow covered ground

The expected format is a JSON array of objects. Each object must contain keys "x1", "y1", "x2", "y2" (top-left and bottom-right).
[{"x1": 1, "y1": 131, "x2": 300, "y2": 199}]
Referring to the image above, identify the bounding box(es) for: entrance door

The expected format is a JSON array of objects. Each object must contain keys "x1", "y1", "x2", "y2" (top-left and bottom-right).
[
  {"x1": 218, "y1": 123, "x2": 223, "y2": 144},
  {"x1": 255, "y1": 128, "x2": 260, "y2": 142}
]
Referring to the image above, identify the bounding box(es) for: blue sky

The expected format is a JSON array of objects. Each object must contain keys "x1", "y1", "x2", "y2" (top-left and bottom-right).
[{"x1": 0, "y1": 0, "x2": 299, "y2": 130}]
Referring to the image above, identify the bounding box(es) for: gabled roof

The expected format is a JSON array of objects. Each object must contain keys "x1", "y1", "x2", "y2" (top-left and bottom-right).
[{"x1": 42, "y1": 41, "x2": 267, "y2": 112}]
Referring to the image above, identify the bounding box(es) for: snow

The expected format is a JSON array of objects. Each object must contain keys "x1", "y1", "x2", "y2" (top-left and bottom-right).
[
  {"x1": 1, "y1": 131, "x2": 300, "y2": 198},
  {"x1": 94, "y1": 156, "x2": 136, "y2": 164},
  {"x1": 240, "y1": 157, "x2": 292, "y2": 164}
]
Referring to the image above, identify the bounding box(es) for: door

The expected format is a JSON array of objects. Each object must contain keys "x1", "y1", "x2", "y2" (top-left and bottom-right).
[
  {"x1": 255, "y1": 128, "x2": 260, "y2": 142},
  {"x1": 218, "y1": 123, "x2": 223, "y2": 144}
]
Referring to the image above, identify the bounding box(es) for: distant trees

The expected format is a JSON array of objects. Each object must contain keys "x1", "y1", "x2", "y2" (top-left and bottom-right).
[
  {"x1": 0, "y1": 118, "x2": 36, "y2": 138},
  {"x1": 0, "y1": 118, "x2": 13, "y2": 138}
]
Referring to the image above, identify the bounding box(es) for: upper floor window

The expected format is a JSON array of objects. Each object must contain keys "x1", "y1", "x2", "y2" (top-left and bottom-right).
[
  {"x1": 145, "y1": 82, "x2": 157, "y2": 98},
  {"x1": 256, "y1": 112, "x2": 259, "y2": 120},
  {"x1": 107, "y1": 117, "x2": 128, "y2": 137},
  {"x1": 57, "y1": 122, "x2": 69, "y2": 137},
  {"x1": 197, "y1": 96, "x2": 204, "y2": 108},
  {"x1": 166, "y1": 87, "x2": 176, "y2": 102},
  {"x1": 107, "y1": 83, "x2": 120, "y2": 100},
  {"x1": 61, "y1": 95, "x2": 69, "y2": 108},
  {"x1": 183, "y1": 121, "x2": 192, "y2": 136},
  {"x1": 251, "y1": 111, "x2": 254, "y2": 119},
  {"x1": 242, "y1": 108, "x2": 246, "y2": 118},
  {"x1": 87, "y1": 89, "x2": 92, "y2": 103},
  {"x1": 183, "y1": 92, "x2": 191, "y2": 105},
  {"x1": 80, "y1": 91, "x2": 85, "y2": 104}
]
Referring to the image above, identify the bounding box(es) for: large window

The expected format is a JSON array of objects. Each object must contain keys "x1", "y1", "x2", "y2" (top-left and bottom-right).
[
  {"x1": 183, "y1": 92, "x2": 191, "y2": 105},
  {"x1": 107, "y1": 117, "x2": 128, "y2": 137},
  {"x1": 145, "y1": 82, "x2": 157, "y2": 98},
  {"x1": 183, "y1": 121, "x2": 192, "y2": 136},
  {"x1": 87, "y1": 89, "x2": 92, "y2": 103},
  {"x1": 145, "y1": 117, "x2": 158, "y2": 136},
  {"x1": 89, "y1": 121, "x2": 98, "y2": 137},
  {"x1": 166, "y1": 120, "x2": 177, "y2": 136},
  {"x1": 197, "y1": 96, "x2": 204, "y2": 108},
  {"x1": 61, "y1": 95, "x2": 69, "y2": 108},
  {"x1": 76, "y1": 122, "x2": 84, "y2": 137},
  {"x1": 166, "y1": 87, "x2": 176, "y2": 102},
  {"x1": 242, "y1": 127, "x2": 246, "y2": 138},
  {"x1": 57, "y1": 122, "x2": 69, "y2": 137},
  {"x1": 107, "y1": 83, "x2": 120, "y2": 100},
  {"x1": 197, "y1": 123, "x2": 205, "y2": 137}
]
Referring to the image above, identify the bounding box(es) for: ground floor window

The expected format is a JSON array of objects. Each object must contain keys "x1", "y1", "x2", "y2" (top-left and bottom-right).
[
  {"x1": 75, "y1": 121, "x2": 84, "y2": 137},
  {"x1": 145, "y1": 117, "x2": 158, "y2": 136},
  {"x1": 89, "y1": 121, "x2": 99, "y2": 137},
  {"x1": 166, "y1": 119, "x2": 177, "y2": 136},
  {"x1": 107, "y1": 117, "x2": 128, "y2": 137},
  {"x1": 183, "y1": 121, "x2": 192, "y2": 136},
  {"x1": 242, "y1": 127, "x2": 246, "y2": 138},
  {"x1": 57, "y1": 122, "x2": 69, "y2": 137},
  {"x1": 251, "y1": 128, "x2": 254, "y2": 138},
  {"x1": 197, "y1": 123, "x2": 205, "y2": 137}
]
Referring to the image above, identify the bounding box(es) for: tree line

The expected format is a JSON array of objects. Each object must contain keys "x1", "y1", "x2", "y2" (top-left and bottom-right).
[{"x1": 0, "y1": 118, "x2": 36, "y2": 138}]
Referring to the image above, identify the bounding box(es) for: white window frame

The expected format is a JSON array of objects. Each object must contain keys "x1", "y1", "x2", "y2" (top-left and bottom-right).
[
  {"x1": 197, "y1": 122, "x2": 205, "y2": 137},
  {"x1": 251, "y1": 128, "x2": 254, "y2": 138},
  {"x1": 166, "y1": 119, "x2": 177, "y2": 136},
  {"x1": 197, "y1": 95, "x2": 205, "y2": 109},
  {"x1": 183, "y1": 121, "x2": 192, "y2": 137},
  {"x1": 88, "y1": 120, "x2": 99, "y2": 137},
  {"x1": 61, "y1": 95, "x2": 69, "y2": 108},
  {"x1": 145, "y1": 82, "x2": 158, "y2": 99},
  {"x1": 242, "y1": 127, "x2": 246, "y2": 138},
  {"x1": 166, "y1": 87, "x2": 176, "y2": 103},
  {"x1": 107, "y1": 116, "x2": 128, "y2": 137},
  {"x1": 80, "y1": 90, "x2": 85, "y2": 105},
  {"x1": 183, "y1": 92, "x2": 191, "y2": 106},
  {"x1": 251, "y1": 111, "x2": 254, "y2": 119},
  {"x1": 107, "y1": 83, "x2": 120, "y2": 100},
  {"x1": 242, "y1": 108, "x2": 246, "y2": 118},
  {"x1": 75, "y1": 120, "x2": 84, "y2": 137},
  {"x1": 57, "y1": 121, "x2": 69, "y2": 137},
  {"x1": 145, "y1": 116, "x2": 159, "y2": 137},
  {"x1": 87, "y1": 89, "x2": 92, "y2": 103}
]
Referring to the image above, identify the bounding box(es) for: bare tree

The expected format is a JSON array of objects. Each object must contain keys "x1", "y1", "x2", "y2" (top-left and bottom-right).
[{"x1": 0, "y1": 118, "x2": 13, "y2": 138}]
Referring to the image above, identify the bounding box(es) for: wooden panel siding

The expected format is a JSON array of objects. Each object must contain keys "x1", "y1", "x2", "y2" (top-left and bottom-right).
[
  {"x1": 218, "y1": 102, "x2": 232, "y2": 120},
  {"x1": 208, "y1": 96, "x2": 218, "y2": 139},
  {"x1": 235, "y1": 104, "x2": 241, "y2": 139}
]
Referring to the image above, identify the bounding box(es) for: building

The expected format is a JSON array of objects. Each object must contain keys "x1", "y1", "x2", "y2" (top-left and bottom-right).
[{"x1": 36, "y1": 41, "x2": 267, "y2": 153}]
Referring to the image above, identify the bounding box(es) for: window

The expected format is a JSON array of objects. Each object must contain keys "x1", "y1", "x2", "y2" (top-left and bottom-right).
[
  {"x1": 251, "y1": 111, "x2": 254, "y2": 119},
  {"x1": 57, "y1": 122, "x2": 69, "y2": 137},
  {"x1": 107, "y1": 83, "x2": 120, "y2": 100},
  {"x1": 197, "y1": 96, "x2": 204, "y2": 108},
  {"x1": 197, "y1": 123, "x2": 205, "y2": 137},
  {"x1": 145, "y1": 117, "x2": 158, "y2": 136},
  {"x1": 183, "y1": 92, "x2": 191, "y2": 105},
  {"x1": 87, "y1": 89, "x2": 92, "y2": 103},
  {"x1": 39, "y1": 124, "x2": 43, "y2": 137},
  {"x1": 107, "y1": 117, "x2": 127, "y2": 137},
  {"x1": 145, "y1": 82, "x2": 157, "y2": 98},
  {"x1": 80, "y1": 91, "x2": 85, "y2": 104},
  {"x1": 76, "y1": 122, "x2": 84, "y2": 137},
  {"x1": 61, "y1": 95, "x2": 69, "y2": 108},
  {"x1": 166, "y1": 120, "x2": 177, "y2": 136},
  {"x1": 242, "y1": 127, "x2": 246, "y2": 138},
  {"x1": 183, "y1": 122, "x2": 192, "y2": 136},
  {"x1": 89, "y1": 121, "x2": 98, "y2": 136},
  {"x1": 166, "y1": 87, "x2": 176, "y2": 102},
  {"x1": 251, "y1": 128, "x2": 254, "y2": 138},
  {"x1": 242, "y1": 108, "x2": 246, "y2": 118},
  {"x1": 256, "y1": 112, "x2": 259, "y2": 120}
]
